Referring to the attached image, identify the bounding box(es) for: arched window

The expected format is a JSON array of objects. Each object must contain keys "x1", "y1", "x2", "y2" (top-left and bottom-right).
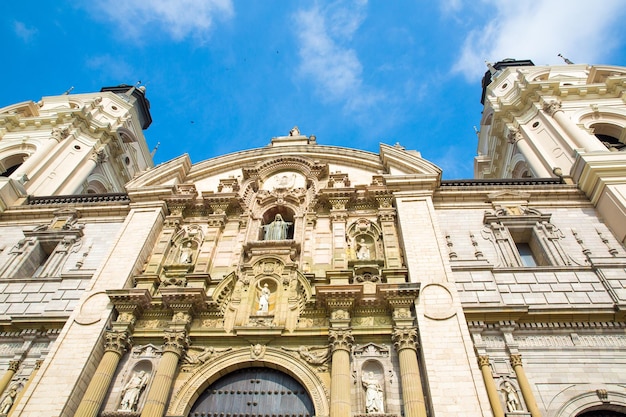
[
  {"x1": 592, "y1": 123, "x2": 625, "y2": 151},
  {"x1": 0, "y1": 153, "x2": 28, "y2": 177}
]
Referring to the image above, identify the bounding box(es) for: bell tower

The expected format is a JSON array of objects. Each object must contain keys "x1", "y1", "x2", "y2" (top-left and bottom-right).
[
  {"x1": 0, "y1": 84, "x2": 154, "y2": 210},
  {"x1": 476, "y1": 59, "x2": 626, "y2": 243}
]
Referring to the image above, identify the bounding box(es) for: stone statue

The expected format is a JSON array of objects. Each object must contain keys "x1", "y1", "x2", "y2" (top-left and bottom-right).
[
  {"x1": 362, "y1": 372, "x2": 385, "y2": 414},
  {"x1": 0, "y1": 384, "x2": 18, "y2": 415},
  {"x1": 257, "y1": 282, "x2": 271, "y2": 313},
  {"x1": 502, "y1": 381, "x2": 522, "y2": 412},
  {"x1": 119, "y1": 370, "x2": 149, "y2": 412},
  {"x1": 179, "y1": 242, "x2": 193, "y2": 264},
  {"x1": 262, "y1": 214, "x2": 292, "y2": 240},
  {"x1": 289, "y1": 126, "x2": 300, "y2": 136},
  {"x1": 356, "y1": 238, "x2": 370, "y2": 260}
]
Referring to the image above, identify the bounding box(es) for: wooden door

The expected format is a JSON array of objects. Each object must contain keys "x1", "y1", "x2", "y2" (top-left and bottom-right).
[{"x1": 188, "y1": 367, "x2": 314, "y2": 417}]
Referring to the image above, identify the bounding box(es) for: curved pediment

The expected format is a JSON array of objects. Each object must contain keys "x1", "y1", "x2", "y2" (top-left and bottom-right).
[{"x1": 124, "y1": 141, "x2": 442, "y2": 202}]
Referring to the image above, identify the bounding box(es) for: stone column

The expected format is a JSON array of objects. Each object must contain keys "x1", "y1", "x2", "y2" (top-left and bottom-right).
[
  {"x1": 8, "y1": 360, "x2": 43, "y2": 417},
  {"x1": 510, "y1": 354, "x2": 541, "y2": 417},
  {"x1": 507, "y1": 129, "x2": 552, "y2": 177},
  {"x1": 140, "y1": 330, "x2": 188, "y2": 417},
  {"x1": 74, "y1": 330, "x2": 131, "y2": 417},
  {"x1": 392, "y1": 326, "x2": 427, "y2": 417},
  {"x1": 328, "y1": 328, "x2": 354, "y2": 417},
  {"x1": 12, "y1": 127, "x2": 68, "y2": 182},
  {"x1": 57, "y1": 149, "x2": 100, "y2": 195},
  {"x1": 478, "y1": 355, "x2": 504, "y2": 417},
  {"x1": 0, "y1": 361, "x2": 20, "y2": 395},
  {"x1": 543, "y1": 100, "x2": 607, "y2": 153}
]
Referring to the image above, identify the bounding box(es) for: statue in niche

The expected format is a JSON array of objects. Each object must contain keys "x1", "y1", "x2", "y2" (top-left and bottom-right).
[
  {"x1": 0, "y1": 384, "x2": 18, "y2": 415},
  {"x1": 356, "y1": 238, "x2": 371, "y2": 260},
  {"x1": 179, "y1": 242, "x2": 193, "y2": 264},
  {"x1": 501, "y1": 381, "x2": 522, "y2": 412},
  {"x1": 262, "y1": 214, "x2": 292, "y2": 240},
  {"x1": 257, "y1": 282, "x2": 271, "y2": 314},
  {"x1": 119, "y1": 370, "x2": 149, "y2": 412},
  {"x1": 362, "y1": 372, "x2": 385, "y2": 414}
]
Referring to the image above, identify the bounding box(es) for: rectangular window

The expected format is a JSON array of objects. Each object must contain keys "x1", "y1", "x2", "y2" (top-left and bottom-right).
[{"x1": 516, "y1": 242, "x2": 538, "y2": 267}]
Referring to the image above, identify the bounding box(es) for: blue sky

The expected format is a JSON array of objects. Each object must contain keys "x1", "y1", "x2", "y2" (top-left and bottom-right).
[{"x1": 3, "y1": 1, "x2": 626, "y2": 179}]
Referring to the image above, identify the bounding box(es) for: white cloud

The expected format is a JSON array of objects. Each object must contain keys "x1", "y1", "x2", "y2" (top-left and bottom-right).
[
  {"x1": 452, "y1": 0, "x2": 626, "y2": 80},
  {"x1": 13, "y1": 21, "x2": 38, "y2": 43},
  {"x1": 294, "y1": 1, "x2": 382, "y2": 111},
  {"x1": 90, "y1": 0, "x2": 233, "y2": 42}
]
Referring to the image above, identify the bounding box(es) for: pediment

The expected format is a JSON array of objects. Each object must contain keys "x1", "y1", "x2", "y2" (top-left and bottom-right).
[{"x1": 125, "y1": 154, "x2": 192, "y2": 202}]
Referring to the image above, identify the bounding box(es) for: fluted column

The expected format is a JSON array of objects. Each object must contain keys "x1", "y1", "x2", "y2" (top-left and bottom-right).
[
  {"x1": 507, "y1": 129, "x2": 552, "y2": 177},
  {"x1": 510, "y1": 354, "x2": 541, "y2": 417},
  {"x1": 328, "y1": 328, "x2": 354, "y2": 417},
  {"x1": 392, "y1": 326, "x2": 427, "y2": 417},
  {"x1": 140, "y1": 330, "x2": 188, "y2": 417},
  {"x1": 7, "y1": 360, "x2": 43, "y2": 417},
  {"x1": 0, "y1": 361, "x2": 20, "y2": 395},
  {"x1": 74, "y1": 330, "x2": 131, "y2": 417},
  {"x1": 478, "y1": 355, "x2": 504, "y2": 417},
  {"x1": 543, "y1": 100, "x2": 607, "y2": 153}
]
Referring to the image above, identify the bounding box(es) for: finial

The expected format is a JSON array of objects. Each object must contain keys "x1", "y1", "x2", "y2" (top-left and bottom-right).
[
  {"x1": 150, "y1": 141, "x2": 160, "y2": 158},
  {"x1": 558, "y1": 54, "x2": 574, "y2": 65}
]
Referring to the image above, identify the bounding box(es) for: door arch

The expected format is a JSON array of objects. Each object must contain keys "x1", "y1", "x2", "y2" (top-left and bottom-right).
[
  {"x1": 189, "y1": 367, "x2": 314, "y2": 416},
  {"x1": 168, "y1": 347, "x2": 329, "y2": 417}
]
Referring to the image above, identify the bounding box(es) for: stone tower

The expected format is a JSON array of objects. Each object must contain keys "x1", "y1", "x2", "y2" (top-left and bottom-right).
[{"x1": 476, "y1": 60, "x2": 626, "y2": 243}]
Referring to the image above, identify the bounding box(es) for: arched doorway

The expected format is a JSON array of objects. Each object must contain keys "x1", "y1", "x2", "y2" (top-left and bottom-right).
[{"x1": 188, "y1": 367, "x2": 314, "y2": 417}]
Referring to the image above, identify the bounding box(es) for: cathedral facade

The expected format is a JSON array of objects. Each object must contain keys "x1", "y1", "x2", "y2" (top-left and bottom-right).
[{"x1": 0, "y1": 62, "x2": 625, "y2": 417}]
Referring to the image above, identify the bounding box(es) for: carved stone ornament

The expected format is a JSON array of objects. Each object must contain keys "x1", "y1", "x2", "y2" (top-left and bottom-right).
[
  {"x1": 282, "y1": 346, "x2": 330, "y2": 370},
  {"x1": 104, "y1": 330, "x2": 131, "y2": 355},
  {"x1": 392, "y1": 326, "x2": 418, "y2": 352},
  {"x1": 163, "y1": 330, "x2": 189, "y2": 356},
  {"x1": 250, "y1": 343, "x2": 266, "y2": 360},
  {"x1": 131, "y1": 344, "x2": 162, "y2": 358},
  {"x1": 509, "y1": 353, "x2": 523, "y2": 367},
  {"x1": 353, "y1": 343, "x2": 390, "y2": 358},
  {"x1": 477, "y1": 355, "x2": 491, "y2": 368},
  {"x1": 328, "y1": 328, "x2": 354, "y2": 353},
  {"x1": 182, "y1": 346, "x2": 232, "y2": 367},
  {"x1": 543, "y1": 99, "x2": 562, "y2": 116},
  {"x1": 7, "y1": 361, "x2": 20, "y2": 373}
]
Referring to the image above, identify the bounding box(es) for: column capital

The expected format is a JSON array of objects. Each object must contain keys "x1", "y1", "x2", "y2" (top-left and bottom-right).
[
  {"x1": 328, "y1": 328, "x2": 354, "y2": 353},
  {"x1": 510, "y1": 353, "x2": 523, "y2": 367},
  {"x1": 543, "y1": 99, "x2": 562, "y2": 117},
  {"x1": 477, "y1": 355, "x2": 490, "y2": 368},
  {"x1": 7, "y1": 360, "x2": 20, "y2": 372},
  {"x1": 104, "y1": 330, "x2": 132, "y2": 355},
  {"x1": 163, "y1": 330, "x2": 189, "y2": 356},
  {"x1": 392, "y1": 326, "x2": 418, "y2": 352}
]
